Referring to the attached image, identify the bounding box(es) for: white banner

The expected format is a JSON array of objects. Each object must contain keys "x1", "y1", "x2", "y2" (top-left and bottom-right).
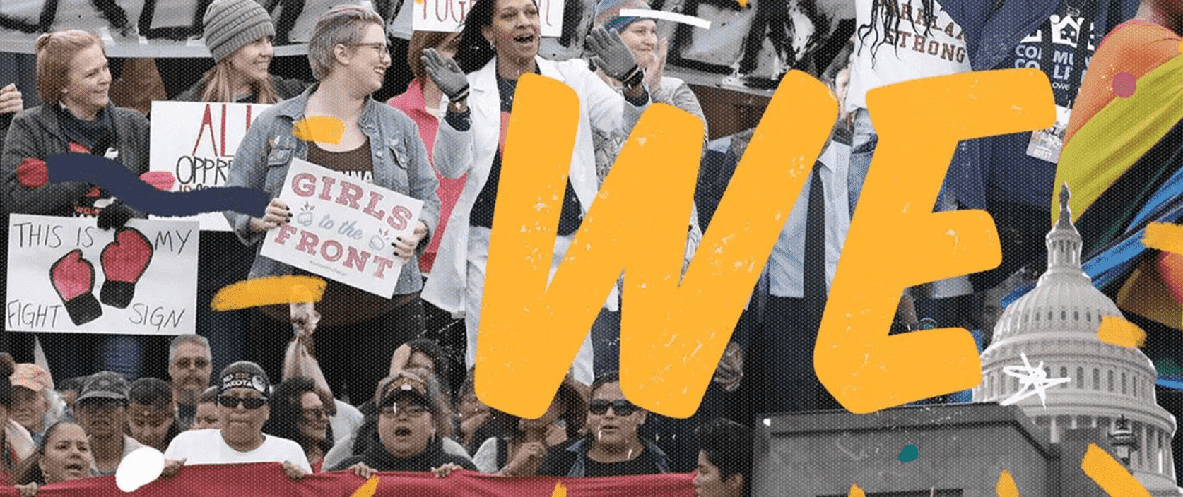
[
  {"x1": 0, "y1": 0, "x2": 362, "y2": 57},
  {"x1": 259, "y1": 158, "x2": 422, "y2": 298},
  {"x1": 6, "y1": 214, "x2": 199, "y2": 335},
  {"x1": 149, "y1": 101, "x2": 271, "y2": 231},
  {"x1": 413, "y1": 0, "x2": 563, "y2": 36}
]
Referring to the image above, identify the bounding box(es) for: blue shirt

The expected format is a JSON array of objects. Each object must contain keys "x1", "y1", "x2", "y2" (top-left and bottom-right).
[{"x1": 768, "y1": 140, "x2": 851, "y2": 297}]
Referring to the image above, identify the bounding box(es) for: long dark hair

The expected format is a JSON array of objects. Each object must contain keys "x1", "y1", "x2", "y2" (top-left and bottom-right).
[
  {"x1": 456, "y1": 0, "x2": 499, "y2": 73},
  {"x1": 855, "y1": 0, "x2": 936, "y2": 63},
  {"x1": 262, "y1": 378, "x2": 334, "y2": 457}
]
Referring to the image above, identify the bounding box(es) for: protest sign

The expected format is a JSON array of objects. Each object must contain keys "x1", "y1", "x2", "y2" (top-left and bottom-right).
[
  {"x1": 259, "y1": 158, "x2": 422, "y2": 298},
  {"x1": 413, "y1": 0, "x2": 564, "y2": 36},
  {"x1": 6, "y1": 214, "x2": 199, "y2": 335},
  {"x1": 149, "y1": 101, "x2": 271, "y2": 231}
]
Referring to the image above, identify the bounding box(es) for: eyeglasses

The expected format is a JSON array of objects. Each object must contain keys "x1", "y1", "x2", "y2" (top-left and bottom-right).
[
  {"x1": 301, "y1": 408, "x2": 328, "y2": 420},
  {"x1": 379, "y1": 402, "x2": 429, "y2": 418},
  {"x1": 352, "y1": 42, "x2": 390, "y2": 54},
  {"x1": 588, "y1": 399, "x2": 638, "y2": 416},
  {"x1": 218, "y1": 396, "x2": 268, "y2": 409}
]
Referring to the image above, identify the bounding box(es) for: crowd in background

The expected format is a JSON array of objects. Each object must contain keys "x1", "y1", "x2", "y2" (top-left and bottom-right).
[{"x1": 0, "y1": 0, "x2": 1181, "y2": 494}]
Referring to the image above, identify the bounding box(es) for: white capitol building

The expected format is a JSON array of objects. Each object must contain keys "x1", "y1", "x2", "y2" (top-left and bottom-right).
[{"x1": 972, "y1": 185, "x2": 1181, "y2": 496}]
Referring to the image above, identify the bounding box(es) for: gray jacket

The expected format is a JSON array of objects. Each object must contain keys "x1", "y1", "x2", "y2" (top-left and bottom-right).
[
  {"x1": 223, "y1": 83, "x2": 441, "y2": 295},
  {"x1": 2, "y1": 104, "x2": 150, "y2": 217}
]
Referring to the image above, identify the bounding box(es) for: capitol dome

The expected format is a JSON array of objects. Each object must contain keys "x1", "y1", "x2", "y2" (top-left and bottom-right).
[{"x1": 972, "y1": 185, "x2": 1180, "y2": 496}]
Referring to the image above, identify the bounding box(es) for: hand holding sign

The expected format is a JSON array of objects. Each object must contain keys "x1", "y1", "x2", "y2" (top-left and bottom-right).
[
  {"x1": 250, "y1": 198, "x2": 293, "y2": 233},
  {"x1": 392, "y1": 222, "x2": 428, "y2": 263},
  {"x1": 259, "y1": 159, "x2": 423, "y2": 298}
]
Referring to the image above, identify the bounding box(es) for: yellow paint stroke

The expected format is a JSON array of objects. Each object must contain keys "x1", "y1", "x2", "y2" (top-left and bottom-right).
[
  {"x1": 1082, "y1": 443, "x2": 1153, "y2": 497},
  {"x1": 349, "y1": 476, "x2": 380, "y2": 497},
  {"x1": 478, "y1": 71, "x2": 825, "y2": 418},
  {"x1": 210, "y1": 276, "x2": 326, "y2": 310},
  {"x1": 735, "y1": 0, "x2": 747, "y2": 8},
  {"x1": 1097, "y1": 315, "x2": 1147, "y2": 348},
  {"x1": 551, "y1": 482, "x2": 567, "y2": 497},
  {"x1": 848, "y1": 484, "x2": 866, "y2": 497},
  {"x1": 996, "y1": 469, "x2": 1019, "y2": 497},
  {"x1": 1144, "y1": 222, "x2": 1183, "y2": 255},
  {"x1": 814, "y1": 69, "x2": 1055, "y2": 414},
  {"x1": 292, "y1": 116, "x2": 344, "y2": 144}
]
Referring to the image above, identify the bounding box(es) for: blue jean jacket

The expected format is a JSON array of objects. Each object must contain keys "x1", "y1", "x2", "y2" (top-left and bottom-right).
[{"x1": 223, "y1": 83, "x2": 441, "y2": 295}]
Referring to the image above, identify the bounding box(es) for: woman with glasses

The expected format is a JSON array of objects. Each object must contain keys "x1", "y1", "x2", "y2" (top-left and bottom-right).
[
  {"x1": 262, "y1": 378, "x2": 333, "y2": 471},
  {"x1": 224, "y1": 4, "x2": 441, "y2": 407},
  {"x1": 329, "y1": 370, "x2": 475, "y2": 477},
  {"x1": 537, "y1": 371, "x2": 669, "y2": 476},
  {"x1": 472, "y1": 371, "x2": 586, "y2": 476},
  {"x1": 161, "y1": 362, "x2": 311, "y2": 480}
]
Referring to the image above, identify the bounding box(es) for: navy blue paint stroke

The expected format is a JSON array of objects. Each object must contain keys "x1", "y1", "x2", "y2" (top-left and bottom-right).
[{"x1": 47, "y1": 154, "x2": 267, "y2": 218}]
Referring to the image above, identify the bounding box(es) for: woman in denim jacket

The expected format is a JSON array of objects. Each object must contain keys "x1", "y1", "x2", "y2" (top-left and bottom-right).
[{"x1": 223, "y1": 5, "x2": 440, "y2": 406}]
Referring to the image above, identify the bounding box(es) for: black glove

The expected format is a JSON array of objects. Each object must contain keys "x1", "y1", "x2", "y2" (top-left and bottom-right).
[{"x1": 97, "y1": 200, "x2": 134, "y2": 230}]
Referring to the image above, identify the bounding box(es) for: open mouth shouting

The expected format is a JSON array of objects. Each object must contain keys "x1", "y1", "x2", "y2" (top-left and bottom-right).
[{"x1": 62, "y1": 461, "x2": 87, "y2": 479}]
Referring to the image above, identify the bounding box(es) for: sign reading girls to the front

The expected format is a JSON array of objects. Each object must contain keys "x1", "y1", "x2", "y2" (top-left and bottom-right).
[{"x1": 259, "y1": 159, "x2": 423, "y2": 298}]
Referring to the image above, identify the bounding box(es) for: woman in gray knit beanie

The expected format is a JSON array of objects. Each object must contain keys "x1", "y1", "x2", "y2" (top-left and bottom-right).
[{"x1": 175, "y1": 0, "x2": 306, "y2": 103}]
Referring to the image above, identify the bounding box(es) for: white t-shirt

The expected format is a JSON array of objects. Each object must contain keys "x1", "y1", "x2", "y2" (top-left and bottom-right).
[
  {"x1": 164, "y1": 429, "x2": 312, "y2": 474},
  {"x1": 329, "y1": 400, "x2": 364, "y2": 446},
  {"x1": 846, "y1": 0, "x2": 972, "y2": 113}
]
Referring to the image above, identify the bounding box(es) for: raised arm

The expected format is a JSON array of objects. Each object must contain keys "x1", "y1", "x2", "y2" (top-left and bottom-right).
[{"x1": 424, "y1": 49, "x2": 475, "y2": 179}]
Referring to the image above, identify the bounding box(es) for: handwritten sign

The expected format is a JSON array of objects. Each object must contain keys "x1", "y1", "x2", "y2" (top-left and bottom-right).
[
  {"x1": 413, "y1": 0, "x2": 563, "y2": 36},
  {"x1": 259, "y1": 159, "x2": 422, "y2": 298},
  {"x1": 149, "y1": 101, "x2": 270, "y2": 231},
  {"x1": 6, "y1": 214, "x2": 198, "y2": 335}
]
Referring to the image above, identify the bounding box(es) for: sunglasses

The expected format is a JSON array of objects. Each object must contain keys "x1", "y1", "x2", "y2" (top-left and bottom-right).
[
  {"x1": 588, "y1": 399, "x2": 638, "y2": 416},
  {"x1": 379, "y1": 401, "x2": 430, "y2": 417},
  {"x1": 218, "y1": 396, "x2": 268, "y2": 409}
]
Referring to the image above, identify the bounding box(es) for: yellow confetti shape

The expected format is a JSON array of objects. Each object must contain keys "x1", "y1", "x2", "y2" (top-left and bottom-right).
[
  {"x1": 996, "y1": 469, "x2": 1019, "y2": 497},
  {"x1": 292, "y1": 115, "x2": 345, "y2": 144},
  {"x1": 848, "y1": 484, "x2": 866, "y2": 497},
  {"x1": 551, "y1": 482, "x2": 567, "y2": 497},
  {"x1": 1143, "y1": 222, "x2": 1183, "y2": 255},
  {"x1": 1097, "y1": 315, "x2": 1147, "y2": 348},
  {"x1": 210, "y1": 275, "x2": 326, "y2": 310},
  {"x1": 349, "y1": 476, "x2": 380, "y2": 497},
  {"x1": 1082, "y1": 444, "x2": 1152, "y2": 497}
]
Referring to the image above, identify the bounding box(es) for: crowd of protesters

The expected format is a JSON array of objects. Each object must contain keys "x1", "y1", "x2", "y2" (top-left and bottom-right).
[{"x1": 0, "y1": 0, "x2": 1181, "y2": 493}]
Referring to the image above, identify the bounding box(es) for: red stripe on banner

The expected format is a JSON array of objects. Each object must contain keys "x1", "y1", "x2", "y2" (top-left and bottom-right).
[{"x1": 9, "y1": 463, "x2": 696, "y2": 497}]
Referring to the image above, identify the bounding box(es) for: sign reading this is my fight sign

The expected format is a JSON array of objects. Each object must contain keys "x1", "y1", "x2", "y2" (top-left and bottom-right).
[
  {"x1": 6, "y1": 214, "x2": 198, "y2": 335},
  {"x1": 149, "y1": 101, "x2": 270, "y2": 231},
  {"x1": 259, "y1": 159, "x2": 423, "y2": 298}
]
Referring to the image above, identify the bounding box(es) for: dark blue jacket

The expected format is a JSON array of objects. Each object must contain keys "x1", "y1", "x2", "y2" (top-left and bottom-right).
[{"x1": 939, "y1": 0, "x2": 1138, "y2": 211}]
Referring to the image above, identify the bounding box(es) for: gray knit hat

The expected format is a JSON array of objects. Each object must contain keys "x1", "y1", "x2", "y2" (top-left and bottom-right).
[{"x1": 203, "y1": 0, "x2": 276, "y2": 63}]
